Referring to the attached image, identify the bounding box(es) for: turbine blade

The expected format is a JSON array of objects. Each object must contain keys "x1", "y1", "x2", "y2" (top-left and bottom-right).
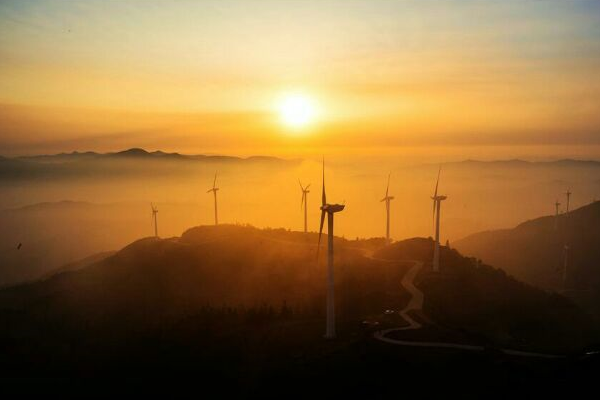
[
  {"x1": 434, "y1": 165, "x2": 441, "y2": 198},
  {"x1": 213, "y1": 172, "x2": 217, "y2": 189},
  {"x1": 386, "y1": 173, "x2": 390, "y2": 197},
  {"x1": 305, "y1": 183, "x2": 311, "y2": 190},
  {"x1": 298, "y1": 179, "x2": 303, "y2": 190},
  {"x1": 321, "y1": 157, "x2": 327, "y2": 206},
  {"x1": 301, "y1": 192, "x2": 305, "y2": 209},
  {"x1": 432, "y1": 199, "x2": 436, "y2": 228},
  {"x1": 317, "y1": 210, "x2": 326, "y2": 259}
]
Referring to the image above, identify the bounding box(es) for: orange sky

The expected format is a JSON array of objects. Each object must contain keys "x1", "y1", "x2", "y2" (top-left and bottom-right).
[{"x1": 1, "y1": 0, "x2": 599, "y2": 158}]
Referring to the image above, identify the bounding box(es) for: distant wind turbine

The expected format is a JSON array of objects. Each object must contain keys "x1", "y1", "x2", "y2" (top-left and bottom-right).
[
  {"x1": 317, "y1": 158, "x2": 345, "y2": 339},
  {"x1": 299, "y1": 180, "x2": 311, "y2": 233},
  {"x1": 151, "y1": 203, "x2": 158, "y2": 238},
  {"x1": 431, "y1": 166, "x2": 447, "y2": 273},
  {"x1": 554, "y1": 200, "x2": 561, "y2": 230},
  {"x1": 380, "y1": 173, "x2": 394, "y2": 243},
  {"x1": 565, "y1": 189, "x2": 572, "y2": 215},
  {"x1": 207, "y1": 172, "x2": 219, "y2": 225}
]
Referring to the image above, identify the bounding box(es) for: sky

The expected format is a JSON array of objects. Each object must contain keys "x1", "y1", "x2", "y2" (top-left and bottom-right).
[{"x1": 1, "y1": 0, "x2": 600, "y2": 158}]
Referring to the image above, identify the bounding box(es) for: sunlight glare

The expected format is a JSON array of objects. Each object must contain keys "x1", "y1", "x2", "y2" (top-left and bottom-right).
[{"x1": 278, "y1": 94, "x2": 317, "y2": 129}]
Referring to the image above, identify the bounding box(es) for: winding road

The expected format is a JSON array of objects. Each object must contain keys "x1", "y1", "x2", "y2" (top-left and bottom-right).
[{"x1": 373, "y1": 260, "x2": 563, "y2": 359}]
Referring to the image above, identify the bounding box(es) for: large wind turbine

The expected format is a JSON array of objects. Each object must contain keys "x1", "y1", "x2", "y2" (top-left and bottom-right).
[
  {"x1": 554, "y1": 200, "x2": 561, "y2": 230},
  {"x1": 151, "y1": 203, "x2": 158, "y2": 238},
  {"x1": 380, "y1": 173, "x2": 394, "y2": 243},
  {"x1": 317, "y1": 158, "x2": 345, "y2": 339},
  {"x1": 207, "y1": 173, "x2": 219, "y2": 225},
  {"x1": 431, "y1": 166, "x2": 447, "y2": 273},
  {"x1": 299, "y1": 180, "x2": 311, "y2": 233}
]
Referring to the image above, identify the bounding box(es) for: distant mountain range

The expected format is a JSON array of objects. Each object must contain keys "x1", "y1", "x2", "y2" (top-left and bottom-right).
[
  {"x1": 0, "y1": 148, "x2": 298, "y2": 181},
  {"x1": 14, "y1": 148, "x2": 293, "y2": 164},
  {"x1": 5, "y1": 149, "x2": 599, "y2": 167}
]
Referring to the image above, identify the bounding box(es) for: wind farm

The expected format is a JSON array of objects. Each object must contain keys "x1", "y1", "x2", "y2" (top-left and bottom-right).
[{"x1": 2, "y1": 0, "x2": 600, "y2": 396}]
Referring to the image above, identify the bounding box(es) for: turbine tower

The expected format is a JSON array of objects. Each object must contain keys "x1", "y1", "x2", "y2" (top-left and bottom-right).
[
  {"x1": 565, "y1": 189, "x2": 572, "y2": 215},
  {"x1": 431, "y1": 166, "x2": 447, "y2": 273},
  {"x1": 207, "y1": 172, "x2": 219, "y2": 225},
  {"x1": 380, "y1": 173, "x2": 394, "y2": 243},
  {"x1": 554, "y1": 200, "x2": 561, "y2": 230},
  {"x1": 317, "y1": 158, "x2": 345, "y2": 339},
  {"x1": 151, "y1": 203, "x2": 158, "y2": 238},
  {"x1": 299, "y1": 180, "x2": 311, "y2": 233}
]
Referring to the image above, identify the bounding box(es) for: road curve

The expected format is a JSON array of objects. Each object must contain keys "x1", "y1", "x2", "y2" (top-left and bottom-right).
[{"x1": 373, "y1": 260, "x2": 563, "y2": 359}]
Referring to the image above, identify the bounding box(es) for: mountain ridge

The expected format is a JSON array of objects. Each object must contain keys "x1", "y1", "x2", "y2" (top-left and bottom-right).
[
  {"x1": 12, "y1": 148, "x2": 294, "y2": 164},
  {"x1": 454, "y1": 201, "x2": 600, "y2": 296}
]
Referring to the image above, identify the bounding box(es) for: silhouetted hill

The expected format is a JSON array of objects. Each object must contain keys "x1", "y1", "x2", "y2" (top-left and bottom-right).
[
  {"x1": 454, "y1": 201, "x2": 600, "y2": 293},
  {"x1": 2, "y1": 227, "x2": 594, "y2": 350},
  {"x1": 0, "y1": 225, "x2": 597, "y2": 392},
  {"x1": 374, "y1": 238, "x2": 594, "y2": 353},
  {"x1": 0, "y1": 224, "x2": 408, "y2": 329}
]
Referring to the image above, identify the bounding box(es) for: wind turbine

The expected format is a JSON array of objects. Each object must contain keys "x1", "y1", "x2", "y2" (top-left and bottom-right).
[
  {"x1": 317, "y1": 158, "x2": 345, "y2": 339},
  {"x1": 299, "y1": 180, "x2": 311, "y2": 233},
  {"x1": 554, "y1": 200, "x2": 561, "y2": 230},
  {"x1": 565, "y1": 189, "x2": 572, "y2": 215},
  {"x1": 207, "y1": 172, "x2": 219, "y2": 225},
  {"x1": 151, "y1": 203, "x2": 158, "y2": 238},
  {"x1": 380, "y1": 173, "x2": 394, "y2": 243},
  {"x1": 431, "y1": 166, "x2": 447, "y2": 273}
]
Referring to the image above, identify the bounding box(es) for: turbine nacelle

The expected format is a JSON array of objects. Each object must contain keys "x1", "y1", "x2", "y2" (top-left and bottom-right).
[
  {"x1": 321, "y1": 203, "x2": 345, "y2": 213},
  {"x1": 380, "y1": 195, "x2": 395, "y2": 202},
  {"x1": 431, "y1": 195, "x2": 447, "y2": 201}
]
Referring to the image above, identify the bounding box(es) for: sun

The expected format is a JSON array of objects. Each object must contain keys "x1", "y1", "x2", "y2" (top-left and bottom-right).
[{"x1": 278, "y1": 94, "x2": 317, "y2": 129}]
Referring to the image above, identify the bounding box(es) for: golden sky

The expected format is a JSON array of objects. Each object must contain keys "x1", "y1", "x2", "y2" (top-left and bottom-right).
[{"x1": 1, "y1": 0, "x2": 599, "y2": 157}]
